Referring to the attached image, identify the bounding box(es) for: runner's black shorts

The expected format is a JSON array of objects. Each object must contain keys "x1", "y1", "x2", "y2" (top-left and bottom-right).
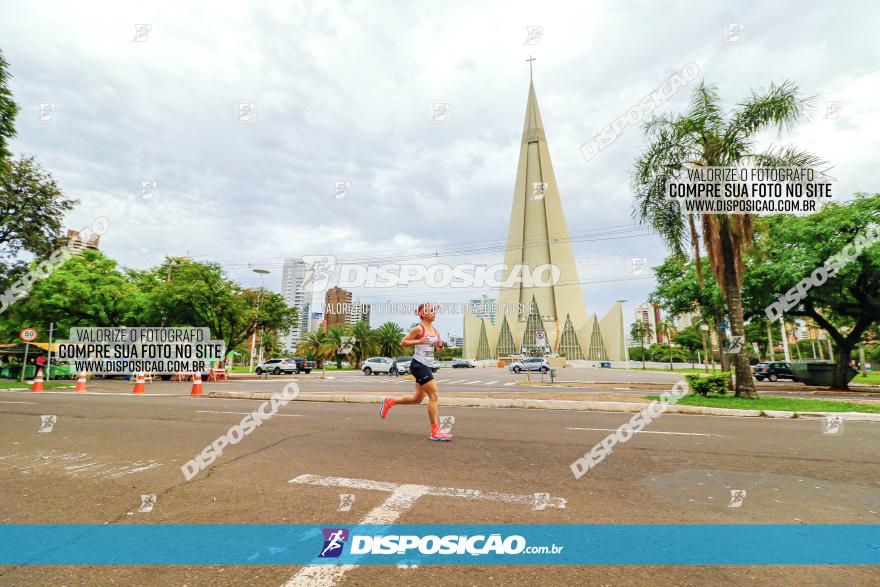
[{"x1": 410, "y1": 359, "x2": 434, "y2": 385}]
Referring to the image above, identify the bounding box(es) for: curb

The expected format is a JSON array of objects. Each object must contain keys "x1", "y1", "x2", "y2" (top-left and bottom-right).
[{"x1": 207, "y1": 391, "x2": 880, "y2": 419}]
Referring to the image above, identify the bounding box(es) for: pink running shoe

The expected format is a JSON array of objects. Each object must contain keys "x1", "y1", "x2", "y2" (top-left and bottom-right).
[
  {"x1": 430, "y1": 424, "x2": 452, "y2": 441},
  {"x1": 379, "y1": 397, "x2": 395, "y2": 419}
]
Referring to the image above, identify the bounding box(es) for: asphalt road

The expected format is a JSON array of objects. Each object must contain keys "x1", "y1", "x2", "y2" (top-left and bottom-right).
[{"x1": 1, "y1": 375, "x2": 878, "y2": 586}]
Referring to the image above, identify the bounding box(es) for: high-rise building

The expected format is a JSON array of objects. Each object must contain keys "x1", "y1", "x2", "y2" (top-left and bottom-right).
[
  {"x1": 66, "y1": 229, "x2": 100, "y2": 250},
  {"x1": 634, "y1": 303, "x2": 662, "y2": 344},
  {"x1": 281, "y1": 258, "x2": 310, "y2": 351},
  {"x1": 323, "y1": 288, "x2": 369, "y2": 327},
  {"x1": 672, "y1": 311, "x2": 698, "y2": 332},
  {"x1": 353, "y1": 298, "x2": 370, "y2": 327},
  {"x1": 463, "y1": 75, "x2": 624, "y2": 360},
  {"x1": 324, "y1": 287, "x2": 352, "y2": 328}
]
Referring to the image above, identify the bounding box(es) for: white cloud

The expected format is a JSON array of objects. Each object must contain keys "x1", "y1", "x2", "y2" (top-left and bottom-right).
[{"x1": 2, "y1": 0, "x2": 877, "y2": 334}]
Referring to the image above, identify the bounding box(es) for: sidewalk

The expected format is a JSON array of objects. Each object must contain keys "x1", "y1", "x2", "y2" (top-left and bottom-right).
[{"x1": 208, "y1": 389, "x2": 880, "y2": 422}]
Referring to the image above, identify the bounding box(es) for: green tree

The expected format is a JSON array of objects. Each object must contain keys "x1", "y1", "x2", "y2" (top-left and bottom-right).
[
  {"x1": 673, "y1": 325, "x2": 704, "y2": 355},
  {"x1": 743, "y1": 193, "x2": 880, "y2": 389},
  {"x1": 143, "y1": 257, "x2": 298, "y2": 358},
  {"x1": 656, "y1": 318, "x2": 676, "y2": 369},
  {"x1": 0, "y1": 50, "x2": 20, "y2": 171},
  {"x1": 297, "y1": 329, "x2": 332, "y2": 375},
  {"x1": 0, "y1": 157, "x2": 78, "y2": 287},
  {"x1": 323, "y1": 324, "x2": 351, "y2": 368},
  {"x1": 651, "y1": 256, "x2": 724, "y2": 372},
  {"x1": 629, "y1": 320, "x2": 653, "y2": 369},
  {"x1": 375, "y1": 321, "x2": 404, "y2": 357},
  {"x1": 4, "y1": 250, "x2": 145, "y2": 337},
  {"x1": 633, "y1": 80, "x2": 821, "y2": 398},
  {"x1": 349, "y1": 320, "x2": 378, "y2": 369}
]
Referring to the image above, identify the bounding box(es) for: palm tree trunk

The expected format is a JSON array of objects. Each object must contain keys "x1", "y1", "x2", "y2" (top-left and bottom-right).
[
  {"x1": 719, "y1": 232, "x2": 757, "y2": 398},
  {"x1": 689, "y1": 218, "x2": 711, "y2": 374}
]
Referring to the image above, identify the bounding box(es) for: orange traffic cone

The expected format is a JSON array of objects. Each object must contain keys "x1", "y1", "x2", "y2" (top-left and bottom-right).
[
  {"x1": 74, "y1": 371, "x2": 88, "y2": 392},
  {"x1": 132, "y1": 371, "x2": 146, "y2": 394},
  {"x1": 190, "y1": 371, "x2": 203, "y2": 396},
  {"x1": 31, "y1": 368, "x2": 44, "y2": 392}
]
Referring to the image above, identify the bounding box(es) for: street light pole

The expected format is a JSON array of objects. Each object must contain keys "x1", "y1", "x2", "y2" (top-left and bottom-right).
[{"x1": 250, "y1": 268, "x2": 271, "y2": 371}]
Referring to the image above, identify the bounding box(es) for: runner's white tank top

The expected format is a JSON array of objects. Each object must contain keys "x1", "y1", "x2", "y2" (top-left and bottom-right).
[{"x1": 412, "y1": 324, "x2": 439, "y2": 367}]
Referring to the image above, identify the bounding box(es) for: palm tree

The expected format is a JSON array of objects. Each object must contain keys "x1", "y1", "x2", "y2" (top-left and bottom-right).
[
  {"x1": 349, "y1": 320, "x2": 378, "y2": 369},
  {"x1": 295, "y1": 331, "x2": 321, "y2": 360},
  {"x1": 633, "y1": 80, "x2": 823, "y2": 398},
  {"x1": 375, "y1": 322, "x2": 405, "y2": 358},
  {"x1": 657, "y1": 318, "x2": 675, "y2": 371},
  {"x1": 322, "y1": 324, "x2": 351, "y2": 368},
  {"x1": 630, "y1": 320, "x2": 653, "y2": 369},
  {"x1": 296, "y1": 328, "x2": 334, "y2": 377}
]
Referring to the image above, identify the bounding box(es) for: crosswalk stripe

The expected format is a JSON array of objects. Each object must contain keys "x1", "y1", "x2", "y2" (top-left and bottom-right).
[
  {"x1": 483, "y1": 380, "x2": 498, "y2": 385},
  {"x1": 463, "y1": 380, "x2": 481, "y2": 385}
]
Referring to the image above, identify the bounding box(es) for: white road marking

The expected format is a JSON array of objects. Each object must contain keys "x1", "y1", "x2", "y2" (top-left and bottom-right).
[
  {"x1": 503, "y1": 382, "x2": 516, "y2": 386},
  {"x1": 463, "y1": 380, "x2": 482, "y2": 385},
  {"x1": 195, "y1": 410, "x2": 305, "y2": 418},
  {"x1": 566, "y1": 427, "x2": 722, "y2": 437},
  {"x1": 4, "y1": 450, "x2": 162, "y2": 478},
  {"x1": 0, "y1": 401, "x2": 36, "y2": 404},
  {"x1": 483, "y1": 381, "x2": 498, "y2": 385},
  {"x1": 284, "y1": 474, "x2": 565, "y2": 586}
]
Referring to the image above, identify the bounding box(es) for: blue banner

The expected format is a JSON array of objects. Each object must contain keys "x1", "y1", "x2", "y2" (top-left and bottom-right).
[{"x1": 1, "y1": 525, "x2": 878, "y2": 565}]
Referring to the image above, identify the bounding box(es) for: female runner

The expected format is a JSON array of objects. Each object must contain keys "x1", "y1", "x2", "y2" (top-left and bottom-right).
[{"x1": 378, "y1": 303, "x2": 451, "y2": 441}]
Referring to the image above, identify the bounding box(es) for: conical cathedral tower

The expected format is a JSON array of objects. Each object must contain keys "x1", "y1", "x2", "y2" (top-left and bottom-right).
[
  {"x1": 494, "y1": 79, "x2": 589, "y2": 353},
  {"x1": 463, "y1": 76, "x2": 625, "y2": 361}
]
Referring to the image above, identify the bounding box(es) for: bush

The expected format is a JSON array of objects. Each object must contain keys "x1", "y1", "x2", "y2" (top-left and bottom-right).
[{"x1": 684, "y1": 372, "x2": 731, "y2": 396}]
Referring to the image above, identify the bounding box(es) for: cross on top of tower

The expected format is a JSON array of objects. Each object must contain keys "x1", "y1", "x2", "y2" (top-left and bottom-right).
[{"x1": 526, "y1": 55, "x2": 536, "y2": 80}]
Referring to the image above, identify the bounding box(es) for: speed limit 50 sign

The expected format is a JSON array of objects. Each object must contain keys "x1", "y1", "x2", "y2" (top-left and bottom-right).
[{"x1": 19, "y1": 328, "x2": 39, "y2": 343}]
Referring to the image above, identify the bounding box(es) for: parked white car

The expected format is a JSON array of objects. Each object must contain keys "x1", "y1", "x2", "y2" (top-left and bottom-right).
[
  {"x1": 508, "y1": 357, "x2": 551, "y2": 373},
  {"x1": 362, "y1": 357, "x2": 394, "y2": 375}
]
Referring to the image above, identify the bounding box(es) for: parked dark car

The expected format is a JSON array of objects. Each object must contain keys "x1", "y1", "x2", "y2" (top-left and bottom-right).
[
  {"x1": 291, "y1": 357, "x2": 316, "y2": 374},
  {"x1": 753, "y1": 362, "x2": 797, "y2": 382},
  {"x1": 452, "y1": 359, "x2": 476, "y2": 368}
]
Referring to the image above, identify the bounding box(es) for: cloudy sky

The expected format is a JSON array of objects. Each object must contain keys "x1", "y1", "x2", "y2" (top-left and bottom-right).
[{"x1": 3, "y1": 0, "x2": 878, "y2": 336}]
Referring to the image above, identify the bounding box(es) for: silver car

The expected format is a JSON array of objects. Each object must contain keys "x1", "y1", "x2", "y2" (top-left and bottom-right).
[{"x1": 508, "y1": 357, "x2": 551, "y2": 373}]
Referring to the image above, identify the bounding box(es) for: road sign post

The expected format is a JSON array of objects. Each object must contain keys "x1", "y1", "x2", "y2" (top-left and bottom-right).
[
  {"x1": 18, "y1": 328, "x2": 39, "y2": 382},
  {"x1": 535, "y1": 330, "x2": 546, "y2": 351}
]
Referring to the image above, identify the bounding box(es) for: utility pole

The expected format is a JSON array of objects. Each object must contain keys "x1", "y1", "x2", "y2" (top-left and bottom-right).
[
  {"x1": 766, "y1": 322, "x2": 774, "y2": 361},
  {"x1": 46, "y1": 322, "x2": 54, "y2": 381},
  {"x1": 250, "y1": 268, "x2": 270, "y2": 371}
]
